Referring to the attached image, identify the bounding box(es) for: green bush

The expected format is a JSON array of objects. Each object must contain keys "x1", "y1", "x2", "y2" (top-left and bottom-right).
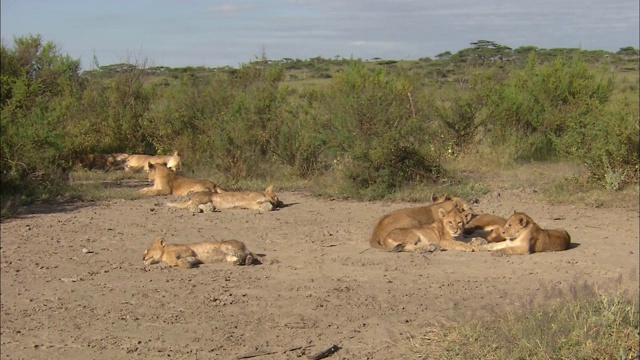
[
  {"x1": 322, "y1": 61, "x2": 444, "y2": 195},
  {"x1": 1, "y1": 35, "x2": 84, "y2": 195}
]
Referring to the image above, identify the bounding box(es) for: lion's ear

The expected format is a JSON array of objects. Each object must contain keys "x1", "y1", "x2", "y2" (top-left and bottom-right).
[
  {"x1": 438, "y1": 208, "x2": 447, "y2": 218},
  {"x1": 518, "y1": 215, "x2": 528, "y2": 227},
  {"x1": 464, "y1": 211, "x2": 474, "y2": 223},
  {"x1": 148, "y1": 162, "x2": 154, "y2": 169},
  {"x1": 265, "y1": 185, "x2": 274, "y2": 194}
]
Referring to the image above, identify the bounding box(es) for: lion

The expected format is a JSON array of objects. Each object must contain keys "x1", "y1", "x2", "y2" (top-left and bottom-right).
[
  {"x1": 139, "y1": 162, "x2": 223, "y2": 197},
  {"x1": 76, "y1": 153, "x2": 129, "y2": 171},
  {"x1": 386, "y1": 207, "x2": 486, "y2": 252},
  {"x1": 125, "y1": 151, "x2": 181, "y2": 172},
  {"x1": 369, "y1": 195, "x2": 475, "y2": 250},
  {"x1": 464, "y1": 214, "x2": 507, "y2": 243},
  {"x1": 166, "y1": 185, "x2": 283, "y2": 213},
  {"x1": 479, "y1": 211, "x2": 571, "y2": 255},
  {"x1": 143, "y1": 236, "x2": 256, "y2": 268}
]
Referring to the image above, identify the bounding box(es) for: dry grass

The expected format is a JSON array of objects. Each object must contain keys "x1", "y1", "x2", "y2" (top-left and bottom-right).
[
  {"x1": 442, "y1": 153, "x2": 639, "y2": 209},
  {"x1": 406, "y1": 279, "x2": 639, "y2": 360}
]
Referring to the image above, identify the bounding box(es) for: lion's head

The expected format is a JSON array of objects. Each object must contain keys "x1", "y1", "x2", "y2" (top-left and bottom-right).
[
  {"x1": 146, "y1": 162, "x2": 173, "y2": 182},
  {"x1": 264, "y1": 185, "x2": 284, "y2": 208},
  {"x1": 143, "y1": 236, "x2": 166, "y2": 266},
  {"x1": 501, "y1": 212, "x2": 532, "y2": 240},
  {"x1": 451, "y1": 197, "x2": 476, "y2": 224},
  {"x1": 437, "y1": 207, "x2": 465, "y2": 240}
]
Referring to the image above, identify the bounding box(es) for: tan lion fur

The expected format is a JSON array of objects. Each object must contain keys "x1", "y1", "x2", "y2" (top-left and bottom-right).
[
  {"x1": 139, "y1": 163, "x2": 222, "y2": 197},
  {"x1": 480, "y1": 211, "x2": 571, "y2": 255},
  {"x1": 143, "y1": 236, "x2": 256, "y2": 268},
  {"x1": 125, "y1": 151, "x2": 181, "y2": 172},
  {"x1": 76, "y1": 153, "x2": 129, "y2": 171},
  {"x1": 464, "y1": 214, "x2": 507, "y2": 243},
  {"x1": 166, "y1": 186, "x2": 283, "y2": 213}
]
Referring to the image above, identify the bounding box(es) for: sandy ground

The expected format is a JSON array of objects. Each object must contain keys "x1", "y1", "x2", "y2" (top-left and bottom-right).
[{"x1": 1, "y1": 186, "x2": 638, "y2": 360}]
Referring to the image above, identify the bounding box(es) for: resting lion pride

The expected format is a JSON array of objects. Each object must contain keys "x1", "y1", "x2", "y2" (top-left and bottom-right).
[
  {"x1": 369, "y1": 194, "x2": 475, "y2": 251},
  {"x1": 139, "y1": 162, "x2": 223, "y2": 196}
]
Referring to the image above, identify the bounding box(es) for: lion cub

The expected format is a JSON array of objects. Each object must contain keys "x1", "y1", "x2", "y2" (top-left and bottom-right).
[
  {"x1": 369, "y1": 194, "x2": 475, "y2": 250},
  {"x1": 479, "y1": 211, "x2": 571, "y2": 255},
  {"x1": 125, "y1": 151, "x2": 181, "y2": 172},
  {"x1": 464, "y1": 214, "x2": 507, "y2": 243},
  {"x1": 143, "y1": 236, "x2": 256, "y2": 268},
  {"x1": 166, "y1": 186, "x2": 283, "y2": 213},
  {"x1": 385, "y1": 208, "x2": 485, "y2": 252}
]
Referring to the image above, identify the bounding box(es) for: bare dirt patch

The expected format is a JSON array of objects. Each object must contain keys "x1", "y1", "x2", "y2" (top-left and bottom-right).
[{"x1": 1, "y1": 189, "x2": 638, "y2": 359}]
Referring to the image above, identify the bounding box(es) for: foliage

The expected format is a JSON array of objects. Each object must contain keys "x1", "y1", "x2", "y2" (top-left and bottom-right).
[
  {"x1": 1, "y1": 35, "x2": 638, "y2": 204},
  {"x1": 322, "y1": 61, "x2": 444, "y2": 196},
  {"x1": 1, "y1": 35, "x2": 84, "y2": 195}
]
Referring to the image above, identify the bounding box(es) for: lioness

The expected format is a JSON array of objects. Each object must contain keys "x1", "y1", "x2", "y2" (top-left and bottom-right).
[
  {"x1": 369, "y1": 196, "x2": 475, "y2": 250},
  {"x1": 387, "y1": 208, "x2": 486, "y2": 252},
  {"x1": 139, "y1": 162, "x2": 222, "y2": 196},
  {"x1": 76, "y1": 153, "x2": 129, "y2": 171},
  {"x1": 464, "y1": 214, "x2": 507, "y2": 243},
  {"x1": 479, "y1": 211, "x2": 571, "y2": 255},
  {"x1": 125, "y1": 151, "x2": 181, "y2": 172},
  {"x1": 143, "y1": 236, "x2": 256, "y2": 268},
  {"x1": 167, "y1": 186, "x2": 283, "y2": 213}
]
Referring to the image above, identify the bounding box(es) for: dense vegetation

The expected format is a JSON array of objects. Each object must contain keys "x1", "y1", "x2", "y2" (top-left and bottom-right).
[{"x1": 1, "y1": 35, "x2": 639, "y2": 202}]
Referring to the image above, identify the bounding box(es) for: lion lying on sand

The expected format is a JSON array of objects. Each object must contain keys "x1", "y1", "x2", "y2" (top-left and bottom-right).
[
  {"x1": 76, "y1": 153, "x2": 129, "y2": 171},
  {"x1": 143, "y1": 236, "x2": 257, "y2": 268},
  {"x1": 479, "y1": 211, "x2": 571, "y2": 255},
  {"x1": 166, "y1": 186, "x2": 283, "y2": 213},
  {"x1": 386, "y1": 207, "x2": 486, "y2": 252},
  {"x1": 369, "y1": 194, "x2": 475, "y2": 250},
  {"x1": 139, "y1": 162, "x2": 222, "y2": 196},
  {"x1": 125, "y1": 151, "x2": 181, "y2": 172}
]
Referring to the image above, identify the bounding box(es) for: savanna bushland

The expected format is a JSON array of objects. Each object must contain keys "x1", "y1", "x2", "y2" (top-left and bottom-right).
[
  {"x1": 1, "y1": 35, "x2": 638, "y2": 359},
  {"x1": 2, "y1": 35, "x2": 638, "y2": 204}
]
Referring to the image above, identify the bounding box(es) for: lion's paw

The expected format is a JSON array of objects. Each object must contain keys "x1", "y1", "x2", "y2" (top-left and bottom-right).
[
  {"x1": 199, "y1": 203, "x2": 215, "y2": 213},
  {"x1": 418, "y1": 243, "x2": 441, "y2": 253},
  {"x1": 470, "y1": 237, "x2": 488, "y2": 246}
]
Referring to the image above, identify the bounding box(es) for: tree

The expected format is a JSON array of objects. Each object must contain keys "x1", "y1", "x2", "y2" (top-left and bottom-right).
[{"x1": 1, "y1": 34, "x2": 84, "y2": 194}]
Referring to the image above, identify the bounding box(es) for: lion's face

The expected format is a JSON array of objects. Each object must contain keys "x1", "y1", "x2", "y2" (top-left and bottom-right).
[
  {"x1": 451, "y1": 197, "x2": 476, "y2": 224},
  {"x1": 143, "y1": 237, "x2": 165, "y2": 266},
  {"x1": 267, "y1": 193, "x2": 284, "y2": 208},
  {"x1": 145, "y1": 162, "x2": 172, "y2": 182},
  {"x1": 501, "y1": 213, "x2": 529, "y2": 240},
  {"x1": 439, "y1": 208, "x2": 464, "y2": 239}
]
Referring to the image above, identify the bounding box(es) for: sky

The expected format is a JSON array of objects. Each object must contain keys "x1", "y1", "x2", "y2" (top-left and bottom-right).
[{"x1": 1, "y1": 0, "x2": 638, "y2": 70}]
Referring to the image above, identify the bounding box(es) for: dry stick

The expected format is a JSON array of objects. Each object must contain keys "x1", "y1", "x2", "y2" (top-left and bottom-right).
[
  {"x1": 235, "y1": 350, "x2": 278, "y2": 359},
  {"x1": 308, "y1": 344, "x2": 341, "y2": 360},
  {"x1": 408, "y1": 92, "x2": 416, "y2": 118},
  {"x1": 235, "y1": 345, "x2": 311, "y2": 359}
]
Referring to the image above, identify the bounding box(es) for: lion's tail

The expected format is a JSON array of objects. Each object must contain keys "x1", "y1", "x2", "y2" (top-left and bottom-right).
[{"x1": 166, "y1": 200, "x2": 192, "y2": 209}]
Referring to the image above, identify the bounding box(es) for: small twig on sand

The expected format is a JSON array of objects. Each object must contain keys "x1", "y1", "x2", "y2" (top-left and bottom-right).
[
  {"x1": 235, "y1": 350, "x2": 278, "y2": 359},
  {"x1": 235, "y1": 345, "x2": 311, "y2": 359},
  {"x1": 308, "y1": 344, "x2": 341, "y2": 360}
]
